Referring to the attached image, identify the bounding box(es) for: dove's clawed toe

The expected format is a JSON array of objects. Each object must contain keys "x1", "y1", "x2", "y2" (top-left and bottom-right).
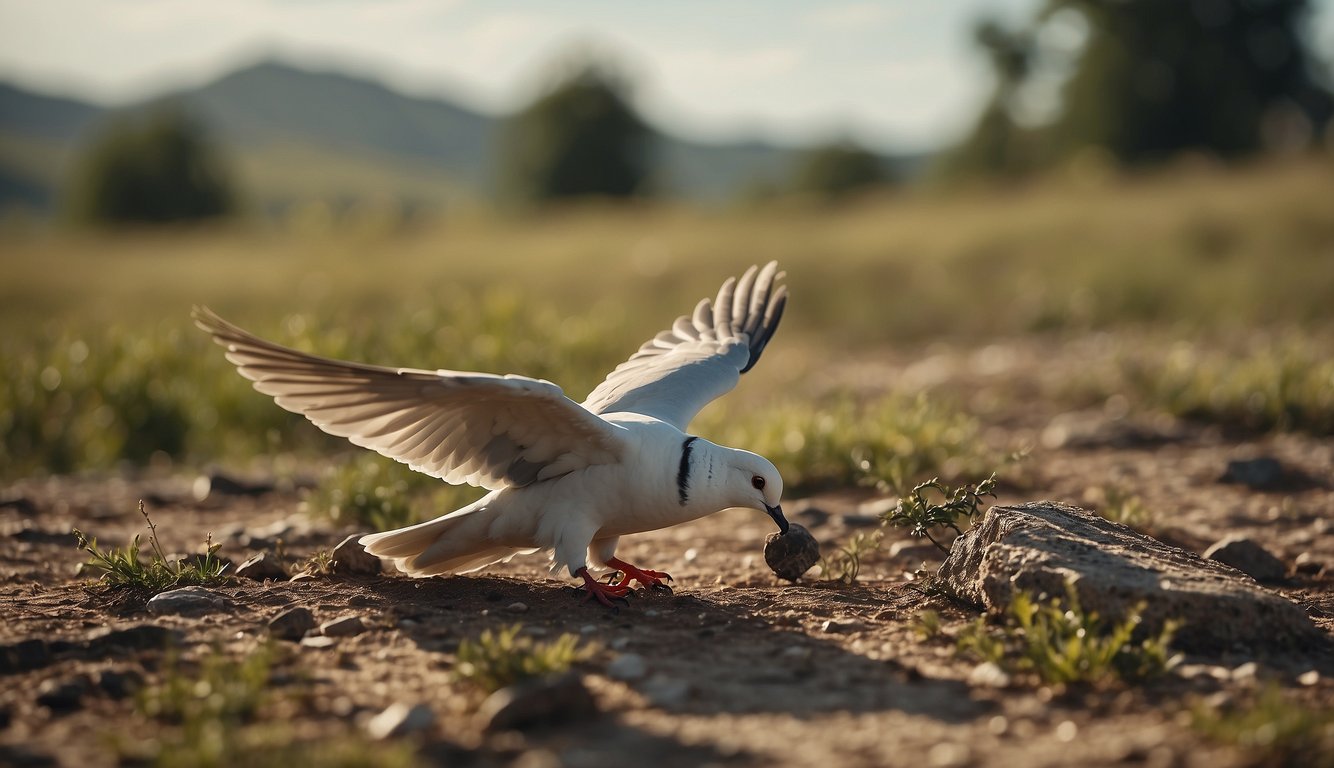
[
  {"x1": 576, "y1": 567, "x2": 633, "y2": 610},
  {"x1": 605, "y1": 557, "x2": 673, "y2": 592}
]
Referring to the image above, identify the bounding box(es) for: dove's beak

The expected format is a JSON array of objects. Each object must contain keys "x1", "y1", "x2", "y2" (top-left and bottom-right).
[{"x1": 766, "y1": 504, "x2": 790, "y2": 534}]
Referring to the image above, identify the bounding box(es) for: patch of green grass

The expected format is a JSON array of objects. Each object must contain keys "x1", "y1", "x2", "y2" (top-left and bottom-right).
[
  {"x1": 74, "y1": 501, "x2": 227, "y2": 593},
  {"x1": 913, "y1": 610, "x2": 944, "y2": 641},
  {"x1": 955, "y1": 585, "x2": 1180, "y2": 686},
  {"x1": 701, "y1": 393, "x2": 994, "y2": 495},
  {"x1": 1190, "y1": 685, "x2": 1334, "y2": 764},
  {"x1": 1094, "y1": 485, "x2": 1153, "y2": 531},
  {"x1": 453, "y1": 624, "x2": 595, "y2": 694},
  {"x1": 1120, "y1": 340, "x2": 1334, "y2": 435},
  {"x1": 884, "y1": 473, "x2": 997, "y2": 553},
  {"x1": 126, "y1": 644, "x2": 417, "y2": 768},
  {"x1": 303, "y1": 452, "x2": 484, "y2": 531}
]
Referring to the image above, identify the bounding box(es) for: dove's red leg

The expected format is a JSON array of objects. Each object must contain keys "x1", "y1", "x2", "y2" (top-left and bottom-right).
[
  {"x1": 576, "y1": 567, "x2": 631, "y2": 608},
  {"x1": 606, "y1": 557, "x2": 673, "y2": 591}
]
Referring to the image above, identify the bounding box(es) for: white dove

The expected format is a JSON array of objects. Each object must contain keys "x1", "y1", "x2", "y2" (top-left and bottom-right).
[{"x1": 194, "y1": 262, "x2": 788, "y2": 606}]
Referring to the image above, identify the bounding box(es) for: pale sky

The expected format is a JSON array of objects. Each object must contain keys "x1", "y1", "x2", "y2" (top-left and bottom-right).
[{"x1": 1, "y1": 0, "x2": 1331, "y2": 153}]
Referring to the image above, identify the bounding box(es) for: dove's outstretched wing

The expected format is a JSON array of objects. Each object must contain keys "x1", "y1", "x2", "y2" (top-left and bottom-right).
[
  {"x1": 582, "y1": 261, "x2": 787, "y2": 431},
  {"x1": 194, "y1": 307, "x2": 624, "y2": 490}
]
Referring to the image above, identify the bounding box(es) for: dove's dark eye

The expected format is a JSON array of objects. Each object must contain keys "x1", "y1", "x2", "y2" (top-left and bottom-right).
[{"x1": 752, "y1": 475, "x2": 766, "y2": 490}]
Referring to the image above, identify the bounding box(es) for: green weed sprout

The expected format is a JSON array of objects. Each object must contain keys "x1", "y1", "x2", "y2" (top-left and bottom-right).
[
  {"x1": 883, "y1": 473, "x2": 997, "y2": 553},
  {"x1": 453, "y1": 624, "x2": 594, "y2": 693},
  {"x1": 955, "y1": 584, "x2": 1181, "y2": 685},
  {"x1": 73, "y1": 500, "x2": 227, "y2": 593}
]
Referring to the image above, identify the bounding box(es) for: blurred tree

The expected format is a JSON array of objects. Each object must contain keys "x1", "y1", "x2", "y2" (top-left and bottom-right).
[
  {"x1": 947, "y1": 0, "x2": 1331, "y2": 177},
  {"x1": 68, "y1": 105, "x2": 236, "y2": 224},
  {"x1": 941, "y1": 20, "x2": 1038, "y2": 177},
  {"x1": 499, "y1": 65, "x2": 652, "y2": 204},
  {"x1": 791, "y1": 140, "x2": 891, "y2": 200},
  {"x1": 1048, "y1": 0, "x2": 1331, "y2": 163}
]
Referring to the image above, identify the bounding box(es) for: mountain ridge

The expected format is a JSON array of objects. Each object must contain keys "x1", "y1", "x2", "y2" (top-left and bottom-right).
[{"x1": 0, "y1": 58, "x2": 922, "y2": 212}]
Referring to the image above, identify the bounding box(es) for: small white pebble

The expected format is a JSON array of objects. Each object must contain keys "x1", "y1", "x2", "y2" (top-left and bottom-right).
[{"x1": 506, "y1": 602, "x2": 529, "y2": 613}]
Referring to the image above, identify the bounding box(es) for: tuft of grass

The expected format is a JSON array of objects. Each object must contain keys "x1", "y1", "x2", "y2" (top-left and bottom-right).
[
  {"x1": 302, "y1": 549, "x2": 334, "y2": 576},
  {"x1": 955, "y1": 585, "x2": 1181, "y2": 686},
  {"x1": 913, "y1": 610, "x2": 943, "y2": 641},
  {"x1": 1111, "y1": 339, "x2": 1334, "y2": 435},
  {"x1": 701, "y1": 393, "x2": 994, "y2": 495},
  {"x1": 127, "y1": 644, "x2": 417, "y2": 768},
  {"x1": 73, "y1": 500, "x2": 227, "y2": 593},
  {"x1": 453, "y1": 624, "x2": 595, "y2": 694},
  {"x1": 883, "y1": 473, "x2": 997, "y2": 553},
  {"x1": 818, "y1": 530, "x2": 882, "y2": 584},
  {"x1": 1094, "y1": 485, "x2": 1153, "y2": 531},
  {"x1": 1190, "y1": 685, "x2": 1334, "y2": 764}
]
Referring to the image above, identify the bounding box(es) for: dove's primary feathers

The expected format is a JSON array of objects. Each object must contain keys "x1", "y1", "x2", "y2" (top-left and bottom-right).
[{"x1": 194, "y1": 262, "x2": 788, "y2": 587}]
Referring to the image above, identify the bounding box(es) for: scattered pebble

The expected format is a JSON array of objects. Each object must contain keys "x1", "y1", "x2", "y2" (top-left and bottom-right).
[
  {"x1": 820, "y1": 619, "x2": 863, "y2": 634},
  {"x1": 320, "y1": 615, "x2": 367, "y2": 638},
  {"x1": 269, "y1": 607, "x2": 318, "y2": 641},
  {"x1": 506, "y1": 602, "x2": 529, "y2": 614},
  {"x1": 1203, "y1": 537, "x2": 1287, "y2": 582},
  {"x1": 967, "y1": 662, "x2": 1011, "y2": 689},
  {"x1": 332, "y1": 534, "x2": 381, "y2": 575},
  {"x1": 641, "y1": 675, "x2": 691, "y2": 709},
  {"x1": 146, "y1": 586, "x2": 226, "y2": 616},
  {"x1": 1294, "y1": 552, "x2": 1323, "y2": 576},
  {"x1": 366, "y1": 702, "x2": 435, "y2": 739},
  {"x1": 607, "y1": 653, "x2": 648, "y2": 681},
  {"x1": 478, "y1": 672, "x2": 596, "y2": 732},
  {"x1": 1298, "y1": 670, "x2": 1320, "y2": 686},
  {"x1": 300, "y1": 636, "x2": 338, "y2": 650},
  {"x1": 235, "y1": 552, "x2": 288, "y2": 581}
]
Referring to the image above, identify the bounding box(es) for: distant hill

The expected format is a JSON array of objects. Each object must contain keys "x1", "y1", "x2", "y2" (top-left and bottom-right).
[{"x1": 0, "y1": 59, "x2": 923, "y2": 215}]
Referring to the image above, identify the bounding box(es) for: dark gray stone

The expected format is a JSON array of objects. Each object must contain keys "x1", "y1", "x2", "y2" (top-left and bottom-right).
[
  {"x1": 268, "y1": 606, "x2": 317, "y2": 641},
  {"x1": 332, "y1": 534, "x2": 382, "y2": 575},
  {"x1": 235, "y1": 552, "x2": 289, "y2": 581},
  {"x1": 478, "y1": 672, "x2": 597, "y2": 732},
  {"x1": 1, "y1": 639, "x2": 50, "y2": 673},
  {"x1": 764, "y1": 523, "x2": 821, "y2": 581},
  {"x1": 1204, "y1": 537, "x2": 1287, "y2": 582},
  {"x1": 86, "y1": 625, "x2": 181, "y2": 655},
  {"x1": 36, "y1": 676, "x2": 91, "y2": 712},
  {"x1": 1219, "y1": 457, "x2": 1285, "y2": 490},
  {"x1": 936, "y1": 501, "x2": 1320, "y2": 654},
  {"x1": 96, "y1": 669, "x2": 144, "y2": 699},
  {"x1": 320, "y1": 615, "x2": 367, "y2": 638}
]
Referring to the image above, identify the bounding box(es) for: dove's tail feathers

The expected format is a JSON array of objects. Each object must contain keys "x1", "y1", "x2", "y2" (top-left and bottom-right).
[{"x1": 358, "y1": 496, "x2": 539, "y2": 577}]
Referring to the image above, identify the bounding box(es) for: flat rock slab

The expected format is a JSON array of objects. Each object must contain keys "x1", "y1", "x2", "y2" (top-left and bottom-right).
[{"x1": 937, "y1": 502, "x2": 1321, "y2": 654}]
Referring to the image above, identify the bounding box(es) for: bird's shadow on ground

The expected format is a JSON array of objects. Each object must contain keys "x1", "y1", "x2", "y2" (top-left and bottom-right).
[{"x1": 351, "y1": 572, "x2": 987, "y2": 726}]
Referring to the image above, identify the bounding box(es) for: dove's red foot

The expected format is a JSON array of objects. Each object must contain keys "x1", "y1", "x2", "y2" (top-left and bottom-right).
[
  {"x1": 606, "y1": 557, "x2": 674, "y2": 592},
  {"x1": 576, "y1": 567, "x2": 631, "y2": 608}
]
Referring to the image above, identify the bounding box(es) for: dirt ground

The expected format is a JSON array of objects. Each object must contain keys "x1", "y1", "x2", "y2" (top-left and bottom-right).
[{"x1": 3, "y1": 348, "x2": 1333, "y2": 768}]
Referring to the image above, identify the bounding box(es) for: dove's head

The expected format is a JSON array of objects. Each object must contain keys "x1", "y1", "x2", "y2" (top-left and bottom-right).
[{"x1": 726, "y1": 449, "x2": 788, "y2": 534}]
